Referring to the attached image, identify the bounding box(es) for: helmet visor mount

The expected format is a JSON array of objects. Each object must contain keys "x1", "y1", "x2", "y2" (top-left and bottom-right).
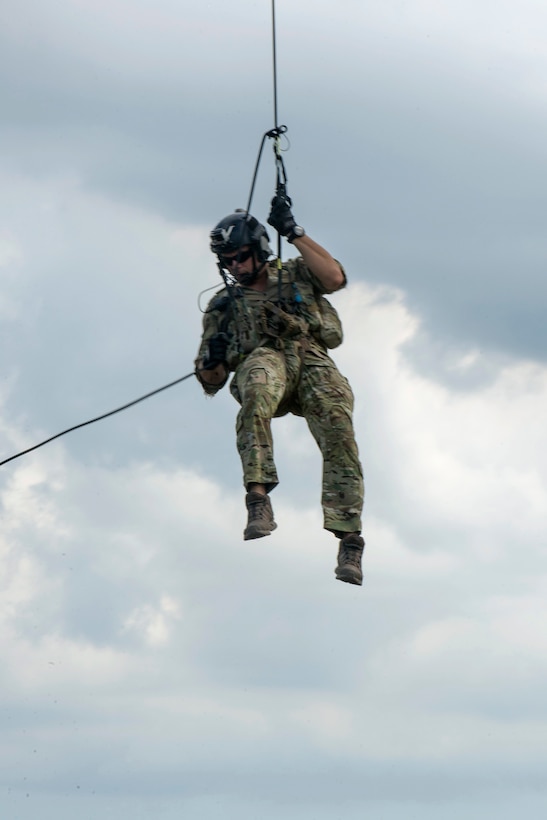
[{"x1": 210, "y1": 211, "x2": 272, "y2": 266}]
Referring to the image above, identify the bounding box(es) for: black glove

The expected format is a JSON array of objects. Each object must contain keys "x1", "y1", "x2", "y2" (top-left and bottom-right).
[
  {"x1": 267, "y1": 189, "x2": 298, "y2": 238},
  {"x1": 202, "y1": 332, "x2": 229, "y2": 370}
]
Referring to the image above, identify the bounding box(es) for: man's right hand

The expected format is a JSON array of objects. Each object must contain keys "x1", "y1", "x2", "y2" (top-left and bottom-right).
[{"x1": 201, "y1": 332, "x2": 229, "y2": 370}]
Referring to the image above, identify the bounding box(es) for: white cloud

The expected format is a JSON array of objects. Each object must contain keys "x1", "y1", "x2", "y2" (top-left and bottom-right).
[
  {"x1": 3, "y1": 280, "x2": 547, "y2": 695},
  {"x1": 122, "y1": 594, "x2": 181, "y2": 646},
  {"x1": 334, "y1": 283, "x2": 547, "y2": 563},
  {"x1": 2, "y1": 278, "x2": 547, "y2": 817}
]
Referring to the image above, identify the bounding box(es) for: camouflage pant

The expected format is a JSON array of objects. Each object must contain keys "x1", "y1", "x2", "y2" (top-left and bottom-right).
[{"x1": 230, "y1": 345, "x2": 364, "y2": 534}]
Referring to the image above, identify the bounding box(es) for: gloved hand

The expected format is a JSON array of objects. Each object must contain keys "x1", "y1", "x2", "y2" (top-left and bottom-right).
[
  {"x1": 267, "y1": 189, "x2": 297, "y2": 238},
  {"x1": 202, "y1": 332, "x2": 229, "y2": 370}
]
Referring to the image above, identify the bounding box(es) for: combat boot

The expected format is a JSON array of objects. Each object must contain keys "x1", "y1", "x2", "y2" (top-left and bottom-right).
[
  {"x1": 335, "y1": 534, "x2": 365, "y2": 585},
  {"x1": 244, "y1": 492, "x2": 277, "y2": 540}
]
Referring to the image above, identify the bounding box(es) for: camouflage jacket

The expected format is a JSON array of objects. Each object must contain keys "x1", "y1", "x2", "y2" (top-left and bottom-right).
[{"x1": 195, "y1": 256, "x2": 346, "y2": 395}]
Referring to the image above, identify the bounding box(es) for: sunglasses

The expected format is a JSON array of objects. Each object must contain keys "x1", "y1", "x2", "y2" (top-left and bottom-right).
[{"x1": 220, "y1": 248, "x2": 254, "y2": 268}]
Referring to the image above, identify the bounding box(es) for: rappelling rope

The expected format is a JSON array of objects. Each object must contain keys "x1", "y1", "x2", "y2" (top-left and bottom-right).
[
  {"x1": 239, "y1": 0, "x2": 290, "y2": 305},
  {"x1": 244, "y1": 0, "x2": 288, "y2": 222},
  {"x1": 272, "y1": 0, "x2": 279, "y2": 132}
]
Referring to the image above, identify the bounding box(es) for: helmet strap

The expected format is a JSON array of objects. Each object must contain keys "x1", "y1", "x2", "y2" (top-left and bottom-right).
[
  {"x1": 237, "y1": 255, "x2": 267, "y2": 286},
  {"x1": 217, "y1": 251, "x2": 266, "y2": 287}
]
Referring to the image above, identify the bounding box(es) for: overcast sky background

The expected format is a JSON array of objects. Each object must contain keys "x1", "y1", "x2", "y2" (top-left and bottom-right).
[{"x1": 1, "y1": 1, "x2": 547, "y2": 818}]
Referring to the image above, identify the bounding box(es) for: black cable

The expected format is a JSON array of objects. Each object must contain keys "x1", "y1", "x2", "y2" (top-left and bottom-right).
[
  {"x1": 2, "y1": 4, "x2": 287, "y2": 470},
  {"x1": 0, "y1": 371, "x2": 196, "y2": 467},
  {"x1": 2, "y1": 7, "x2": 289, "y2": 472},
  {"x1": 197, "y1": 281, "x2": 223, "y2": 314}
]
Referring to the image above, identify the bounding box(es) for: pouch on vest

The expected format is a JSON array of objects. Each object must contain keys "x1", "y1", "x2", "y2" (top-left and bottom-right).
[
  {"x1": 258, "y1": 301, "x2": 309, "y2": 341},
  {"x1": 317, "y1": 295, "x2": 343, "y2": 349}
]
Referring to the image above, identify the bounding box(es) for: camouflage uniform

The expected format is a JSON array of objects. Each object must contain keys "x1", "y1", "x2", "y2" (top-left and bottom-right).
[{"x1": 195, "y1": 257, "x2": 364, "y2": 535}]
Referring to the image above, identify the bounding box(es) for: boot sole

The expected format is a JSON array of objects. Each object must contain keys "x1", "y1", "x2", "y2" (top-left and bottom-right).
[
  {"x1": 335, "y1": 570, "x2": 363, "y2": 585},
  {"x1": 244, "y1": 522, "x2": 277, "y2": 541}
]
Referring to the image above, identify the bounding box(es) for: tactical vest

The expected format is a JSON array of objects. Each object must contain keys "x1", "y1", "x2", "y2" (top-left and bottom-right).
[{"x1": 209, "y1": 260, "x2": 343, "y2": 370}]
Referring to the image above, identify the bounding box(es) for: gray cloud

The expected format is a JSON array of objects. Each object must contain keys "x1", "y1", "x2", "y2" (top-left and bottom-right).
[{"x1": 3, "y1": 0, "x2": 547, "y2": 368}]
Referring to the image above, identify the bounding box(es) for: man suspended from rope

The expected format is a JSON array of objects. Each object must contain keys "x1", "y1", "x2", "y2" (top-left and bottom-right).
[{"x1": 195, "y1": 192, "x2": 365, "y2": 586}]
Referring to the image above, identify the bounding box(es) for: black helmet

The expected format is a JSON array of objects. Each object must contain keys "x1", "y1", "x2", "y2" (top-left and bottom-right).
[{"x1": 210, "y1": 209, "x2": 272, "y2": 264}]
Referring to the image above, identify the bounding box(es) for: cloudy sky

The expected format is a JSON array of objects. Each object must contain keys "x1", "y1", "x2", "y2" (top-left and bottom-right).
[{"x1": 2, "y1": 1, "x2": 547, "y2": 817}]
